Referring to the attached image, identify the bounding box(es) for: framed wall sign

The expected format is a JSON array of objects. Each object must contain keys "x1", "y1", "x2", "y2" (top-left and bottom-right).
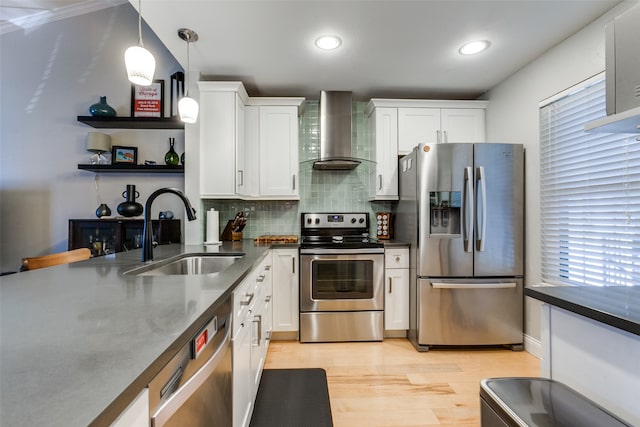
[
  {"x1": 112, "y1": 146, "x2": 138, "y2": 164},
  {"x1": 131, "y1": 79, "x2": 164, "y2": 117}
]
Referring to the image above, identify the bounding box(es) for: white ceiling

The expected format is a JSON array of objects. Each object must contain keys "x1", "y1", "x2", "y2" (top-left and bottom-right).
[
  {"x1": 1, "y1": 0, "x2": 625, "y2": 101},
  {"x1": 135, "y1": 0, "x2": 623, "y2": 101}
]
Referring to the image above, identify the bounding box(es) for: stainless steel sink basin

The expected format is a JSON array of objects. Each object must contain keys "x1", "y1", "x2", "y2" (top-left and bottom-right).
[{"x1": 125, "y1": 254, "x2": 244, "y2": 276}]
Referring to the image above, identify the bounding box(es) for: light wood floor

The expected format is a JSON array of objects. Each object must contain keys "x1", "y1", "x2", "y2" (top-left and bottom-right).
[{"x1": 264, "y1": 339, "x2": 540, "y2": 427}]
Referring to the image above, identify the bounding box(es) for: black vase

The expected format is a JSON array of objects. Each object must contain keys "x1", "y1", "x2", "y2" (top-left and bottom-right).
[{"x1": 117, "y1": 185, "x2": 143, "y2": 217}]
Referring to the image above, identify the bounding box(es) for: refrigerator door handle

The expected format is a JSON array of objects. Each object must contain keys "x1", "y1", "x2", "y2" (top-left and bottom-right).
[
  {"x1": 432, "y1": 282, "x2": 517, "y2": 289},
  {"x1": 463, "y1": 166, "x2": 473, "y2": 252},
  {"x1": 476, "y1": 165, "x2": 487, "y2": 252}
]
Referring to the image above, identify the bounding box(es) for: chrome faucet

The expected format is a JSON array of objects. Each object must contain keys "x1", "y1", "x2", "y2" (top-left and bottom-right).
[{"x1": 142, "y1": 187, "x2": 197, "y2": 262}]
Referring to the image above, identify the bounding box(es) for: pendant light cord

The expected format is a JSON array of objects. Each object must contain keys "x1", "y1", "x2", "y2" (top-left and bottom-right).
[
  {"x1": 185, "y1": 39, "x2": 190, "y2": 96},
  {"x1": 137, "y1": 0, "x2": 144, "y2": 47}
]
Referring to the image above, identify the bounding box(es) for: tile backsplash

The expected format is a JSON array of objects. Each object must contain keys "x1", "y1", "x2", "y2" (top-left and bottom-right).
[{"x1": 203, "y1": 101, "x2": 393, "y2": 238}]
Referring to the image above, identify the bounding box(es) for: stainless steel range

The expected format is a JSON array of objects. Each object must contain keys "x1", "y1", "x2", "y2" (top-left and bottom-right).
[{"x1": 299, "y1": 212, "x2": 384, "y2": 343}]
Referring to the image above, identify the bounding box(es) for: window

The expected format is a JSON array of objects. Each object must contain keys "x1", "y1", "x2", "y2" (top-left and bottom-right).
[{"x1": 539, "y1": 74, "x2": 640, "y2": 287}]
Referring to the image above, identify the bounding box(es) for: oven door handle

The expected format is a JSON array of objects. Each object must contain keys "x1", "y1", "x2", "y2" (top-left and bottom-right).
[
  {"x1": 300, "y1": 248, "x2": 384, "y2": 255},
  {"x1": 150, "y1": 318, "x2": 231, "y2": 427}
]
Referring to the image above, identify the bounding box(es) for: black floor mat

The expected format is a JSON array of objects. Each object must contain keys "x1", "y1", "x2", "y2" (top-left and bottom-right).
[{"x1": 249, "y1": 368, "x2": 333, "y2": 427}]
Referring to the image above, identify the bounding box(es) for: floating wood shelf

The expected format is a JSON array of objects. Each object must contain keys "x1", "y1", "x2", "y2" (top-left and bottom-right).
[
  {"x1": 77, "y1": 116, "x2": 184, "y2": 129},
  {"x1": 77, "y1": 164, "x2": 184, "y2": 174}
]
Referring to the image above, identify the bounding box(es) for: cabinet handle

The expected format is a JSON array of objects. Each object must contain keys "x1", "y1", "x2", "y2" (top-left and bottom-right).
[
  {"x1": 257, "y1": 274, "x2": 265, "y2": 283},
  {"x1": 292, "y1": 257, "x2": 295, "y2": 274},
  {"x1": 292, "y1": 174, "x2": 296, "y2": 190},
  {"x1": 378, "y1": 174, "x2": 383, "y2": 190},
  {"x1": 265, "y1": 295, "x2": 271, "y2": 302},
  {"x1": 265, "y1": 265, "x2": 271, "y2": 271},
  {"x1": 436, "y1": 130, "x2": 441, "y2": 143},
  {"x1": 443, "y1": 130, "x2": 448, "y2": 143},
  {"x1": 388, "y1": 277, "x2": 393, "y2": 293},
  {"x1": 240, "y1": 292, "x2": 254, "y2": 306},
  {"x1": 252, "y1": 315, "x2": 262, "y2": 346},
  {"x1": 238, "y1": 170, "x2": 244, "y2": 186}
]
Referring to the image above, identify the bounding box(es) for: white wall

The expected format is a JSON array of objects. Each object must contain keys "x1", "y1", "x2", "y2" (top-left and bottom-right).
[
  {"x1": 483, "y1": 0, "x2": 639, "y2": 350},
  {"x1": 0, "y1": 4, "x2": 186, "y2": 272}
]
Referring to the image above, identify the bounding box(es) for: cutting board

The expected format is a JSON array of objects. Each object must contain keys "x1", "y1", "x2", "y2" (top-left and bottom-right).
[{"x1": 253, "y1": 235, "x2": 299, "y2": 244}]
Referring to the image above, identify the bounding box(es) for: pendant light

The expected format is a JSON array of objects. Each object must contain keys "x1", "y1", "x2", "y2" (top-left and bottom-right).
[
  {"x1": 125, "y1": 0, "x2": 156, "y2": 86},
  {"x1": 177, "y1": 28, "x2": 199, "y2": 123}
]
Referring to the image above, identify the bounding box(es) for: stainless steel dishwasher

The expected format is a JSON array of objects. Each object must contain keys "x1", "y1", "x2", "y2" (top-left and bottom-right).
[{"x1": 149, "y1": 298, "x2": 232, "y2": 426}]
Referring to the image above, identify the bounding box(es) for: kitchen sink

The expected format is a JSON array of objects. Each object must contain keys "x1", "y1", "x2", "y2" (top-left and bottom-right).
[{"x1": 125, "y1": 253, "x2": 244, "y2": 276}]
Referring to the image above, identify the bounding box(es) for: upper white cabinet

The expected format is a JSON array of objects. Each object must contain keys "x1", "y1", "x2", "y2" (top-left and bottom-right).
[
  {"x1": 247, "y1": 104, "x2": 302, "y2": 199},
  {"x1": 368, "y1": 107, "x2": 399, "y2": 201},
  {"x1": 398, "y1": 107, "x2": 486, "y2": 152},
  {"x1": 199, "y1": 82, "x2": 249, "y2": 198},
  {"x1": 366, "y1": 99, "x2": 487, "y2": 200},
  {"x1": 198, "y1": 82, "x2": 304, "y2": 200}
]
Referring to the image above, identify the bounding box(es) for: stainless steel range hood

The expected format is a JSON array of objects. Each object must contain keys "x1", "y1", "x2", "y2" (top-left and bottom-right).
[{"x1": 313, "y1": 91, "x2": 361, "y2": 170}]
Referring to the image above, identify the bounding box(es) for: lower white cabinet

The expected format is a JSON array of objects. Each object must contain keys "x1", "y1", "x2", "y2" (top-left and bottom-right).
[
  {"x1": 232, "y1": 252, "x2": 273, "y2": 427},
  {"x1": 384, "y1": 247, "x2": 409, "y2": 331},
  {"x1": 110, "y1": 389, "x2": 149, "y2": 427},
  {"x1": 271, "y1": 248, "x2": 299, "y2": 335}
]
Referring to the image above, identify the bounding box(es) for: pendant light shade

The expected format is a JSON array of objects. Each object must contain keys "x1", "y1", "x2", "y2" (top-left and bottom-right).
[
  {"x1": 178, "y1": 96, "x2": 199, "y2": 123},
  {"x1": 125, "y1": 45, "x2": 156, "y2": 86},
  {"x1": 177, "y1": 28, "x2": 199, "y2": 123},
  {"x1": 125, "y1": 0, "x2": 155, "y2": 86}
]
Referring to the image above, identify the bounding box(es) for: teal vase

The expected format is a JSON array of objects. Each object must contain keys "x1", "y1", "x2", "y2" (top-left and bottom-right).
[{"x1": 89, "y1": 96, "x2": 116, "y2": 117}]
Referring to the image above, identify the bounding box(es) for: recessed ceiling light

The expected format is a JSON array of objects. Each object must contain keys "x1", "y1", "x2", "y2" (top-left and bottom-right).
[
  {"x1": 459, "y1": 40, "x2": 490, "y2": 55},
  {"x1": 315, "y1": 35, "x2": 342, "y2": 50}
]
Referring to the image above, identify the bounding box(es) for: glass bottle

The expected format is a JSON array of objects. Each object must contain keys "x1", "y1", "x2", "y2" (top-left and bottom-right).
[{"x1": 165, "y1": 137, "x2": 180, "y2": 166}]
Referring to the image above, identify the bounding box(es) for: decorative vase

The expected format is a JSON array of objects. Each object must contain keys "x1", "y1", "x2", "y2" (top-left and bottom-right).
[
  {"x1": 89, "y1": 96, "x2": 116, "y2": 117},
  {"x1": 165, "y1": 137, "x2": 180, "y2": 166},
  {"x1": 95, "y1": 203, "x2": 112, "y2": 218},
  {"x1": 117, "y1": 184, "x2": 143, "y2": 217}
]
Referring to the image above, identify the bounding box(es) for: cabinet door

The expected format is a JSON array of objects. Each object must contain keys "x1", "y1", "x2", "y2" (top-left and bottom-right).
[
  {"x1": 111, "y1": 389, "x2": 149, "y2": 427},
  {"x1": 384, "y1": 268, "x2": 410, "y2": 330},
  {"x1": 272, "y1": 249, "x2": 299, "y2": 332},
  {"x1": 440, "y1": 108, "x2": 485, "y2": 143},
  {"x1": 258, "y1": 106, "x2": 299, "y2": 198},
  {"x1": 398, "y1": 107, "x2": 441, "y2": 153},
  {"x1": 369, "y1": 107, "x2": 399, "y2": 201},
  {"x1": 200, "y1": 91, "x2": 243, "y2": 197},
  {"x1": 232, "y1": 319, "x2": 252, "y2": 427}
]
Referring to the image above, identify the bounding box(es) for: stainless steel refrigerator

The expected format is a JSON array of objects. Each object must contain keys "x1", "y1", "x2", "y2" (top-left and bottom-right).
[{"x1": 396, "y1": 143, "x2": 524, "y2": 351}]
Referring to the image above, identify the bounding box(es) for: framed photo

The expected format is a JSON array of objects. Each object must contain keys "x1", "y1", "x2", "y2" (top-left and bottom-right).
[
  {"x1": 112, "y1": 146, "x2": 137, "y2": 164},
  {"x1": 131, "y1": 79, "x2": 164, "y2": 117}
]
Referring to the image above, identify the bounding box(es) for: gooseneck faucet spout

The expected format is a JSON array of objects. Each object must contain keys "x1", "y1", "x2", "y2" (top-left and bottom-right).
[{"x1": 142, "y1": 187, "x2": 197, "y2": 262}]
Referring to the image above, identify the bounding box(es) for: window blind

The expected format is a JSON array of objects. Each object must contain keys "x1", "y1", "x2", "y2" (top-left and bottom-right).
[{"x1": 540, "y1": 76, "x2": 640, "y2": 287}]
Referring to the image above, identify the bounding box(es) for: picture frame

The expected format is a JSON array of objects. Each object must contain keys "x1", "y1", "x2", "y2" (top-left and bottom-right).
[
  {"x1": 112, "y1": 146, "x2": 138, "y2": 164},
  {"x1": 131, "y1": 79, "x2": 164, "y2": 118}
]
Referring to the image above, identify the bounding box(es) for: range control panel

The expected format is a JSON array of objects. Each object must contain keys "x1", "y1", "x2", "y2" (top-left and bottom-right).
[{"x1": 302, "y1": 213, "x2": 369, "y2": 229}]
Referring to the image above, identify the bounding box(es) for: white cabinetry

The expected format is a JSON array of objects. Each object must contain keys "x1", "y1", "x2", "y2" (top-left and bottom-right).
[
  {"x1": 245, "y1": 104, "x2": 302, "y2": 199},
  {"x1": 271, "y1": 248, "x2": 299, "y2": 339},
  {"x1": 398, "y1": 106, "x2": 485, "y2": 152},
  {"x1": 368, "y1": 107, "x2": 399, "y2": 201},
  {"x1": 384, "y1": 247, "x2": 409, "y2": 332},
  {"x1": 366, "y1": 99, "x2": 487, "y2": 200},
  {"x1": 199, "y1": 82, "x2": 249, "y2": 198},
  {"x1": 198, "y1": 81, "x2": 304, "y2": 200},
  {"x1": 110, "y1": 389, "x2": 149, "y2": 427},
  {"x1": 232, "y1": 252, "x2": 273, "y2": 427}
]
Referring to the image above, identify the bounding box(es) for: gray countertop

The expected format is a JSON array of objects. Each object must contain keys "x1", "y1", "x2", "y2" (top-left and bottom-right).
[
  {"x1": 525, "y1": 286, "x2": 640, "y2": 336},
  {"x1": 0, "y1": 241, "x2": 271, "y2": 427}
]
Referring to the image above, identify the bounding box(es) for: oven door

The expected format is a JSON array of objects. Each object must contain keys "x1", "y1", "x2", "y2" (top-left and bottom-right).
[{"x1": 300, "y1": 248, "x2": 384, "y2": 312}]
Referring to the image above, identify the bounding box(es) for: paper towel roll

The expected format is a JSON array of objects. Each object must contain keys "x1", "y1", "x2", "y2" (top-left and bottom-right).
[{"x1": 205, "y1": 208, "x2": 221, "y2": 244}]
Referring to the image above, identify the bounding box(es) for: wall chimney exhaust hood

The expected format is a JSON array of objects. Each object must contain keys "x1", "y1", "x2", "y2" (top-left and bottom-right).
[
  {"x1": 313, "y1": 91, "x2": 361, "y2": 170},
  {"x1": 585, "y1": 4, "x2": 640, "y2": 134}
]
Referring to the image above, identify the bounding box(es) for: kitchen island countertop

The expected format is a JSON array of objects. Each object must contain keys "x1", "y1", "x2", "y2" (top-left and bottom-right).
[
  {"x1": 525, "y1": 285, "x2": 640, "y2": 336},
  {"x1": 0, "y1": 241, "x2": 270, "y2": 427}
]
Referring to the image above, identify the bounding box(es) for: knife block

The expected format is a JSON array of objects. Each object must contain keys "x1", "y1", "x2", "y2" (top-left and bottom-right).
[{"x1": 221, "y1": 220, "x2": 243, "y2": 241}]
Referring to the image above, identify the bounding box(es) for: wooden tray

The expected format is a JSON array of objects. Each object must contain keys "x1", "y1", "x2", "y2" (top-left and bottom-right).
[{"x1": 253, "y1": 235, "x2": 299, "y2": 244}]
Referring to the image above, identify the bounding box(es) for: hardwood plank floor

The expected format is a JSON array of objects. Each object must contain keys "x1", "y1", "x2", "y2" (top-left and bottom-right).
[{"x1": 264, "y1": 339, "x2": 540, "y2": 427}]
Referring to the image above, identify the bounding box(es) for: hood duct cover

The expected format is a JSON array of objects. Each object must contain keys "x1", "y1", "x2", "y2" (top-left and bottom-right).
[{"x1": 313, "y1": 91, "x2": 360, "y2": 170}]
